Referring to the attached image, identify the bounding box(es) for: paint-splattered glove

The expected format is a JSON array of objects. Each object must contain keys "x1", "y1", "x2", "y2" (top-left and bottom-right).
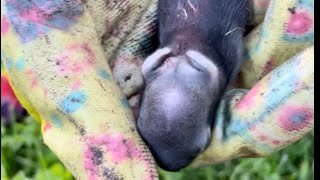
[
  {"x1": 1, "y1": 1, "x2": 158, "y2": 179},
  {"x1": 192, "y1": 0, "x2": 314, "y2": 166},
  {"x1": 1, "y1": 0, "x2": 313, "y2": 179}
]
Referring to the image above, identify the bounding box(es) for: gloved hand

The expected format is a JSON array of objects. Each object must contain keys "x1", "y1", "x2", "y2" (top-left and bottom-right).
[{"x1": 1, "y1": 0, "x2": 313, "y2": 179}]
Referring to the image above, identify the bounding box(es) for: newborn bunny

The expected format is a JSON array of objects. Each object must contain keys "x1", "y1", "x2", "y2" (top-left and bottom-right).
[{"x1": 138, "y1": 0, "x2": 251, "y2": 171}]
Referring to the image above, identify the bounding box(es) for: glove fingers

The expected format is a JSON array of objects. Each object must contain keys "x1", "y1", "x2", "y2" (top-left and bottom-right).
[
  {"x1": 241, "y1": 0, "x2": 314, "y2": 88},
  {"x1": 192, "y1": 46, "x2": 314, "y2": 166}
]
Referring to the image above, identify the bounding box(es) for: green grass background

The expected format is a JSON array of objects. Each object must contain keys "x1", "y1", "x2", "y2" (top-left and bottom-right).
[{"x1": 1, "y1": 116, "x2": 313, "y2": 180}]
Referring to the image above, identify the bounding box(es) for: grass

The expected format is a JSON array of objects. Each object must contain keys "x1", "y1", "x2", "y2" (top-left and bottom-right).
[
  {"x1": 1, "y1": 116, "x2": 74, "y2": 180},
  {"x1": 1, "y1": 115, "x2": 313, "y2": 180}
]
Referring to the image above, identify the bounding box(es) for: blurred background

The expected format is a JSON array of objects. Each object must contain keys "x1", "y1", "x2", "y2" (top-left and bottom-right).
[{"x1": 1, "y1": 66, "x2": 314, "y2": 180}]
